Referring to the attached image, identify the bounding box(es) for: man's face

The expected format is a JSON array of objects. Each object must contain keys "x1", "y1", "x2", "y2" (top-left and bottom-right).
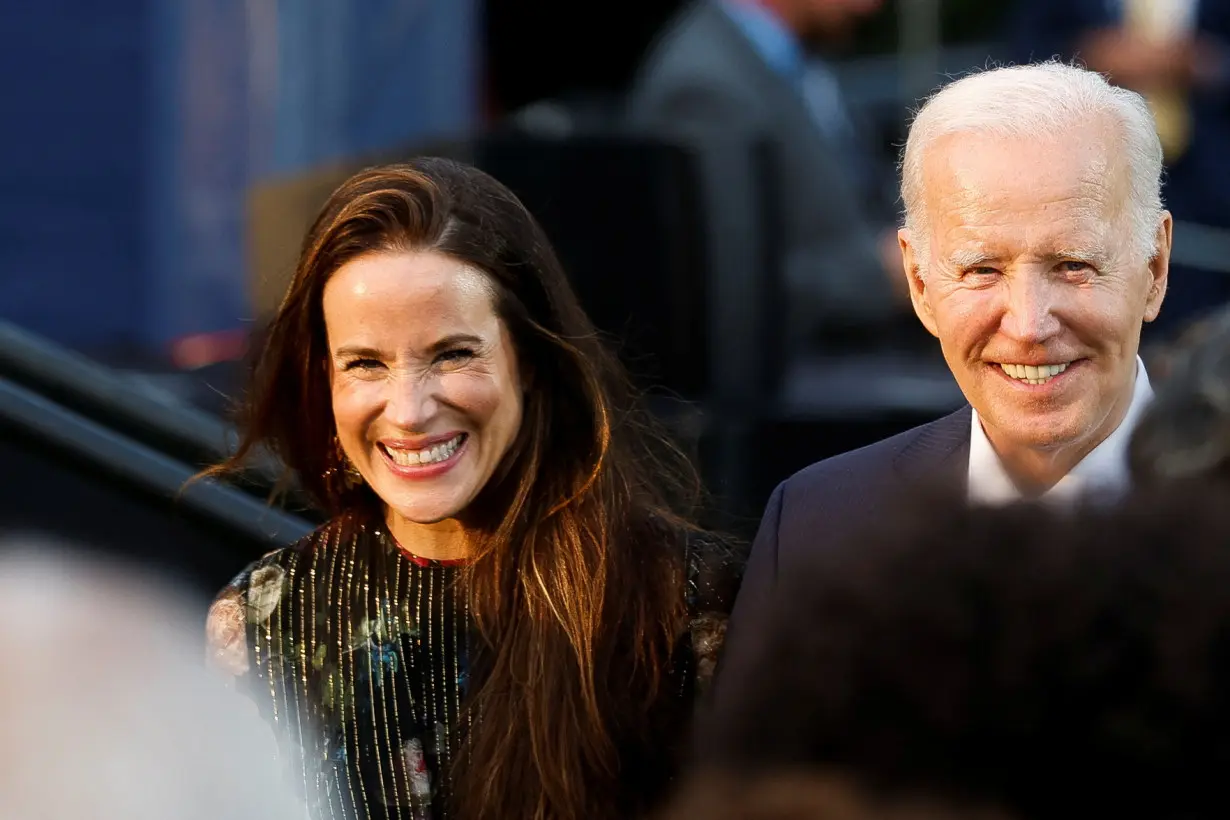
[{"x1": 899, "y1": 124, "x2": 1170, "y2": 463}]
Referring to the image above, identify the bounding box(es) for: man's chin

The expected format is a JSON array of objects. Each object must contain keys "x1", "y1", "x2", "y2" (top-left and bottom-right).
[{"x1": 984, "y1": 406, "x2": 1089, "y2": 453}]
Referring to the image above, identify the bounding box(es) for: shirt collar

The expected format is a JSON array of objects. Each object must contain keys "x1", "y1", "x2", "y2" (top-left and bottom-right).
[
  {"x1": 967, "y1": 356, "x2": 1154, "y2": 506},
  {"x1": 718, "y1": 0, "x2": 806, "y2": 81}
]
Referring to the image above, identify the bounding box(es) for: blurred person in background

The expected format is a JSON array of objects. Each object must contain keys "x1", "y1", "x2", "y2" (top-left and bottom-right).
[
  {"x1": 626, "y1": 0, "x2": 912, "y2": 349},
  {"x1": 711, "y1": 62, "x2": 1170, "y2": 729},
  {"x1": 204, "y1": 159, "x2": 741, "y2": 820},
  {"x1": 0, "y1": 536, "x2": 301, "y2": 820},
  {"x1": 1007, "y1": 0, "x2": 1230, "y2": 339},
  {"x1": 1130, "y1": 302, "x2": 1230, "y2": 485},
  {"x1": 680, "y1": 482, "x2": 1230, "y2": 820}
]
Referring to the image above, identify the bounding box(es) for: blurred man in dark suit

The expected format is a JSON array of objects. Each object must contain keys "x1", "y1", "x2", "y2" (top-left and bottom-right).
[{"x1": 626, "y1": 0, "x2": 909, "y2": 347}]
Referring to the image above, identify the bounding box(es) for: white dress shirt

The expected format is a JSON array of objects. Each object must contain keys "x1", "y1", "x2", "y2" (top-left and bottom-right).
[{"x1": 967, "y1": 357, "x2": 1154, "y2": 505}]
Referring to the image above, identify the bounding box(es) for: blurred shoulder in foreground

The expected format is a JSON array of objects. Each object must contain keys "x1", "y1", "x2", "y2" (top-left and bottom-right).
[
  {"x1": 0, "y1": 534, "x2": 304, "y2": 820},
  {"x1": 679, "y1": 480, "x2": 1230, "y2": 819}
]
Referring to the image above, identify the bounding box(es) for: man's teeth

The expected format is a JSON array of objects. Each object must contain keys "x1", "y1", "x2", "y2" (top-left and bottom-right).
[
  {"x1": 384, "y1": 435, "x2": 463, "y2": 467},
  {"x1": 999, "y1": 362, "x2": 1069, "y2": 385}
]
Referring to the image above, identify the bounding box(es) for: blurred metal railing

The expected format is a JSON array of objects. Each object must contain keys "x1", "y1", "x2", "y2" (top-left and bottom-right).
[
  {"x1": 0, "y1": 322, "x2": 235, "y2": 460},
  {"x1": 0, "y1": 373, "x2": 312, "y2": 547},
  {"x1": 0, "y1": 322, "x2": 293, "y2": 490}
]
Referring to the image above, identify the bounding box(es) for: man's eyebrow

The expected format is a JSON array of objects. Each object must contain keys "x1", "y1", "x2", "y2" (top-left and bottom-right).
[
  {"x1": 946, "y1": 249, "x2": 997, "y2": 269},
  {"x1": 1049, "y1": 245, "x2": 1106, "y2": 263}
]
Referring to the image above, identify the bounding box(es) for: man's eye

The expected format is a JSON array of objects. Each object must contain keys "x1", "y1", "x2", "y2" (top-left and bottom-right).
[{"x1": 1061, "y1": 261, "x2": 1092, "y2": 272}]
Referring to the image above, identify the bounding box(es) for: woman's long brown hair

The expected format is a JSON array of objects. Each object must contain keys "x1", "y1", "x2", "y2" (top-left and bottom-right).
[{"x1": 203, "y1": 158, "x2": 706, "y2": 819}]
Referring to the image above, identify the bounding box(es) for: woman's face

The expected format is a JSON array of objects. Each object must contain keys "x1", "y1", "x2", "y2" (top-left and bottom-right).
[{"x1": 322, "y1": 250, "x2": 524, "y2": 525}]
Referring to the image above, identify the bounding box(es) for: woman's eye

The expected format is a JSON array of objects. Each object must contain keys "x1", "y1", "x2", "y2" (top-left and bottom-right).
[
  {"x1": 436, "y1": 348, "x2": 475, "y2": 365},
  {"x1": 343, "y1": 358, "x2": 383, "y2": 371}
]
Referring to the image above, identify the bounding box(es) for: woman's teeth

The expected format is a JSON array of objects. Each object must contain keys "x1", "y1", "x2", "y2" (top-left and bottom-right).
[{"x1": 383, "y1": 434, "x2": 464, "y2": 466}]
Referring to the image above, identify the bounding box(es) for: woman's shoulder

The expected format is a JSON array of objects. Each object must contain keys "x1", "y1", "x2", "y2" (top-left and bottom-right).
[
  {"x1": 638, "y1": 512, "x2": 745, "y2": 613},
  {"x1": 679, "y1": 529, "x2": 745, "y2": 694},
  {"x1": 216, "y1": 518, "x2": 345, "y2": 593},
  {"x1": 204, "y1": 518, "x2": 350, "y2": 675},
  {"x1": 683, "y1": 530, "x2": 745, "y2": 616}
]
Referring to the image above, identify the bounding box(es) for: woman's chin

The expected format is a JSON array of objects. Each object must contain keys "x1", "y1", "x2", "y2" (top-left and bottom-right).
[{"x1": 382, "y1": 493, "x2": 471, "y2": 528}]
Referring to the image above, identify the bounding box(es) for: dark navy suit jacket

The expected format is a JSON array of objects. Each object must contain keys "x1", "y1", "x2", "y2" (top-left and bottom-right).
[{"x1": 704, "y1": 406, "x2": 972, "y2": 725}]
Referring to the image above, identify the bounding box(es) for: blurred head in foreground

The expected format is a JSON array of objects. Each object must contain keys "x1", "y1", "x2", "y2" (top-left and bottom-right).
[
  {"x1": 0, "y1": 535, "x2": 301, "y2": 820},
  {"x1": 1131, "y1": 303, "x2": 1230, "y2": 486},
  {"x1": 665, "y1": 770, "x2": 1010, "y2": 820},
  {"x1": 674, "y1": 482, "x2": 1230, "y2": 819}
]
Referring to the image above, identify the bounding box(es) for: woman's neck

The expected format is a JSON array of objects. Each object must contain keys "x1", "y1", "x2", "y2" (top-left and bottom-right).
[{"x1": 385, "y1": 510, "x2": 470, "y2": 562}]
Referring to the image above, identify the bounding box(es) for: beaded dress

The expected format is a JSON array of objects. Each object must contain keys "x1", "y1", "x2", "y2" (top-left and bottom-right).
[{"x1": 207, "y1": 514, "x2": 739, "y2": 820}]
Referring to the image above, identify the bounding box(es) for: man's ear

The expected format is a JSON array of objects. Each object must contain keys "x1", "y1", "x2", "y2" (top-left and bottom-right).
[
  {"x1": 1143, "y1": 211, "x2": 1172, "y2": 323},
  {"x1": 899, "y1": 228, "x2": 939, "y2": 338}
]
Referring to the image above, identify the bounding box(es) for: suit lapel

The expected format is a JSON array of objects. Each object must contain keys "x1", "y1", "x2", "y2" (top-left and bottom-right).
[{"x1": 892, "y1": 406, "x2": 972, "y2": 493}]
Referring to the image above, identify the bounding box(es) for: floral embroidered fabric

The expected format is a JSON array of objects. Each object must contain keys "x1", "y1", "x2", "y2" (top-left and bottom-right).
[{"x1": 207, "y1": 515, "x2": 739, "y2": 819}]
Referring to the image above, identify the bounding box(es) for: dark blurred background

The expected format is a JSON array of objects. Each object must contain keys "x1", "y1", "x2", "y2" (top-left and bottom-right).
[{"x1": 5, "y1": 0, "x2": 1230, "y2": 594}]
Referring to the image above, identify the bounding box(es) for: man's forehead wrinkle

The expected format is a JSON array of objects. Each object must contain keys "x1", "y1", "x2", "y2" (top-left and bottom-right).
[
  {"x1": 943, "y1": 175, "x2": 1114, "y2": 237},
  {"x1": 939, "y1": 207, "x2": 1111, "y2": 262},
  {"x1": 915, "y1": 123, "x2": 1139, "y2": 269}
]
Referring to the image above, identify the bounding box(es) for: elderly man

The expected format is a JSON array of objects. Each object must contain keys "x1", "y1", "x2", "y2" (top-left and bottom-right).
[{"x1": 706, "y1": 62, "x2": 1171, "y2": 717}]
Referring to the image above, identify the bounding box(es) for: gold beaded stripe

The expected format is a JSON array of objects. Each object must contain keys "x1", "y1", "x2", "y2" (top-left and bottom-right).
[
  {"x1": 252, "y1": 522, "x2": 469, "y2": 820},
  {"x1": 244, "y1": 521, "x2": 731, "y2": 819}
]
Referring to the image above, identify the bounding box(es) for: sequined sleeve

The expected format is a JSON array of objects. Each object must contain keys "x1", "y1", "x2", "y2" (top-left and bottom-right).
[
  {"x1": 206, "y1": 552, "x2": 290, "y2": 681},
  {"x1": 686, "y1": 536, "x2": 745, "y2": 694},
  {"x1": 207, "y1": 571, "x2": 252, "y2": 679}
]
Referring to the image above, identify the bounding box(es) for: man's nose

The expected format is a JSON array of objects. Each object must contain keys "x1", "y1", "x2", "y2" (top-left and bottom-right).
[{"x1": 1000, "y1": 273, "x2": 1062, "y2": 344}]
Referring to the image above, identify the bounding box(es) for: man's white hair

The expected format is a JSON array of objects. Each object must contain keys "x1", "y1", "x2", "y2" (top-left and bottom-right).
[{"x1": 900, "y1": 61, "x2": 1165, "y2": 269}]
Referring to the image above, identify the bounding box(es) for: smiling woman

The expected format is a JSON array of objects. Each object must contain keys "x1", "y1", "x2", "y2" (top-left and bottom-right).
[
  {"x1": 323, "y1": 252, "x2": 525, "y2": 547},
  {"x1": 198, "y1": 159, "x2": 741, "y2": 820}
]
